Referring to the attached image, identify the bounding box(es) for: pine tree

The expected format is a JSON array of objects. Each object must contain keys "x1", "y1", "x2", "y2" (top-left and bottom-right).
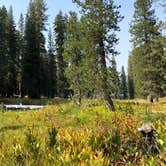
[
  {"x1": 0, "y1": 6, "x2": 8, "y2": 97},
  {"x1": 35, "y1": 0, "x2": 48, "y2": 97},
  {"x1": 64, "y1": 12, "x2": 83, "y2": 104},
  {"x1": 78, "y1": 16, "x2": 99, "y2": 99},
  {"x1": 161, "y1": 36, "x2": 166, "y2": 96},
  {"x1": 73, "y1": 0, "x2": 123, "y2": 110},
  {"x1": 108, "y1": 55, "x2": 120, "y2": 99},
  {"x1": 130, "y1": 0, "x2": 165, "y2": 99},
  {"x1": 47, "y1": 28, "x2": 57, "y2": 98},
  {"x1": 17, "y1": 13, "x2": 25, "y2": 97},
  {"x1": 128, "y1": 54, "x2": 135, "y2": 99},
  {"x1": 6, "y1": 6, "x2": 18, "y2": 97},
  {"x1": 23, "y1": 0, "x2": 47, "y2": 98},
  {"x1": 120, "y1": 66, "x2": 128, "y2": 99},
  {"x1": 54, "y1": 11, "x2": 69, "y2": 98},
  {"x1": 23, "y1": 1, "x2": 39, "y2": 98}
]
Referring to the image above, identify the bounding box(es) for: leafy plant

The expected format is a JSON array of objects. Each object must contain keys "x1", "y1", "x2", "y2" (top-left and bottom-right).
[
  {"x1": 12, "y1": 144, "x2": 25, "y2": 165},
  {"x1": 48, "y1": 127, "x2": 58, "y2": 148},
  {"x1": 25, "y1": 128, "x2": 41, "y2": 160},
  {"x1": 0, "y1": 99, "x2": 165, "y2": 165}
]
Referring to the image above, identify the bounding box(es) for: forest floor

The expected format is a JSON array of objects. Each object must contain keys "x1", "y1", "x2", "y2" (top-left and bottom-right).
[{"x1": 0, "y1": 98, "x2": 166, "y2": 165}]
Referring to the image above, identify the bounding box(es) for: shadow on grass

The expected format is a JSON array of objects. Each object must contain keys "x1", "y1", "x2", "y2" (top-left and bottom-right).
[{"x1": 0, "y1": 125, "x2": 26, "y2": 132}]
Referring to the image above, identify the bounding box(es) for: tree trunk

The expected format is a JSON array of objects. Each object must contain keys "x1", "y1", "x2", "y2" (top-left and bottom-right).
[
  {"x1": 78, "y1": 92, "x2": 81, "y2": 106},
  {"x1": 104, "y1": 89, "x2": 115, "y2": 111},
  {"x1": 76, "y1": 73, "x2": 82, "y2": 107},
  {"x1": 147, "y1": 94, "x2": 153, "y2": 103},
  {"x1": 99, "y1": 37, "x2": 115, "y2": 111}
]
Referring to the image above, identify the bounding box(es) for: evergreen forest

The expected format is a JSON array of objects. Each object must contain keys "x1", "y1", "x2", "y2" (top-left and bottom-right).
[
  {"x1": 0, "y1": 0, "x2": 165, "y2": 108},
  {"x1": 0, "y1": 0, "x2": 166, "y2": 165}
]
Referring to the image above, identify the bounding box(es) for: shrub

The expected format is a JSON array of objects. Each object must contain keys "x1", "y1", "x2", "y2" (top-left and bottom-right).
[{"x1": 0, "y1": 102, "x2": 5, "y2": 112}]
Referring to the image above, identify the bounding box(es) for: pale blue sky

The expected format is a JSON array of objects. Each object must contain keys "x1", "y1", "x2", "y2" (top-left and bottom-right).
[{"x1": 0, "y1": 0, "x2": 165, "y2": 72}]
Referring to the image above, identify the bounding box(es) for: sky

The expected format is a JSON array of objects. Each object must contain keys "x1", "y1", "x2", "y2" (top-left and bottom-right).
[{"x1": 0, "y1": 0, "x2": 165, "y2": 72}]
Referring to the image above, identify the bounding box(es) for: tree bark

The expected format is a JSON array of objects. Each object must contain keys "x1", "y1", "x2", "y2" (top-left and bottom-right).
[
  {"x1": 99, "y1": 37, "x2": 115, "y2": 111},
  {"x1": 147, "y1": 94, "x2": 153, "y2": 103}
]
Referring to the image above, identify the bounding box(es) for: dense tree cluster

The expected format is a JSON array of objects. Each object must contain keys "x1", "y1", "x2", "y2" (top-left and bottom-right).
[
  {"x1": 129, "y1": 0, "x2": 166, "y2": 100},
  {"x1": 0, "y1": 0, "x2": 165, "y2": 109},
  {"x1": 0, "y1": 6, "x2": 18, "y2": 97}
]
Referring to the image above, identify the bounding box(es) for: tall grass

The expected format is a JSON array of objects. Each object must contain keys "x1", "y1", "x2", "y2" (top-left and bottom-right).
[{"x1": 0, "y1": 99, "x2": 165, "y2": 165}]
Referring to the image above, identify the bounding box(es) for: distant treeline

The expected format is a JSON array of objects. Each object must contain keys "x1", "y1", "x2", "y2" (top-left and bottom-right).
[{"x1": 0, "y1": 0, "x2": 165, "y2": 107}]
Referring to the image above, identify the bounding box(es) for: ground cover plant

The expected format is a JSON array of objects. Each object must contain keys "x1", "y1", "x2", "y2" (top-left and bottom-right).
[{"x1": 0, "y1": 98, "x2": 166, "y2": 165}]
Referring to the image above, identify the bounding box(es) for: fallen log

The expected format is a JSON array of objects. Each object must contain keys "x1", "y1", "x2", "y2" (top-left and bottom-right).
[{"x1": 4, "y1": 104, "x2": 44, "y2": 110}]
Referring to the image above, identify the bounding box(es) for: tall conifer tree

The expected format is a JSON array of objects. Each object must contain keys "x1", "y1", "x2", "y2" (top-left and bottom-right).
[
  {"x1": 108, "y1": 55, "x2": 120, "y2": 99},
  {"x1": 73, "y1": 0, "x2": 123, "y2": 110},
  {"x1": 24, "y1": 1, "x2": 39, "y2": 98},
  {"x1": 130, "y1": 0, "x2": 165, "y2": 99},
  {"x1": 54, "y1": 11, "x2": 69, "y2": 98},
  {"x1": 47, "y1": 28, "x2": 57, "y2": 98},
  {"x1": 128, "y1": 54, "x2": 135, "y2": 99},
  {"x1": 6, "y1": 6, "x2": 18, "y2": 97},
  {"x1": 23, "y1": 0, "x2": 47, "y2": 98},
  {"x1": 64, "y1": 12, "x2": 83, "y2": 104},
  {"x1": 0, "y1": 6, "x2": 8, "y2": 97},
  {"x1": 120, "y1": 66, "x2": 128, "y2": 99},
  {"x1": 17, "y1": 13, "x2": 25, "y2": 97},
  {"x1": 35, "y1": 0, "x2": 48, "y2": 97}
]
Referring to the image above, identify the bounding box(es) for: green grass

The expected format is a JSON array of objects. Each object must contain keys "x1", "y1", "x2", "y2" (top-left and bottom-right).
[{"x1": 0, "y1": 99, "x2": 166, "y2": 165}]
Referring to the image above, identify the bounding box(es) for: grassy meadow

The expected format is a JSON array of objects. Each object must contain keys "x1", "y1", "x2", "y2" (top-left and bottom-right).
[{"x1": 0, "y1": 98, "x2": 166, "y2": 165}]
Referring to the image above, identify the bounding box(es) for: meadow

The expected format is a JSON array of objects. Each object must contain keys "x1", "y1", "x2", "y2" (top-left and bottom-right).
[{"x1": 0, "y1": 98, "x2": 166, "y2": 165}]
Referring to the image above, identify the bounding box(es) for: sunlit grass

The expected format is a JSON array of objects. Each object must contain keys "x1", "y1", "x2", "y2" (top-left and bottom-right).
[{"x1": 0, "y1": 98, "x2": 166, "y2": 165}]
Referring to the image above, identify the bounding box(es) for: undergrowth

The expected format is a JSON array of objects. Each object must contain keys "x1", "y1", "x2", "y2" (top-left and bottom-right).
[{"x1": 0, "y1": 99, "x2": 165, "y2": 165}]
